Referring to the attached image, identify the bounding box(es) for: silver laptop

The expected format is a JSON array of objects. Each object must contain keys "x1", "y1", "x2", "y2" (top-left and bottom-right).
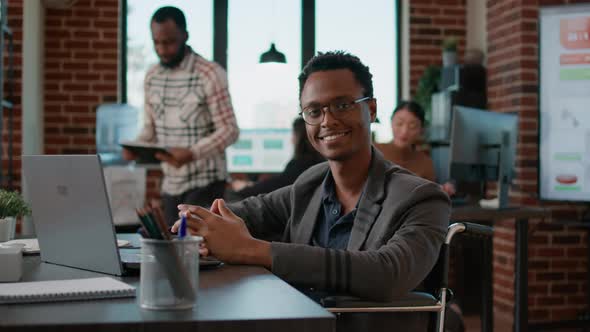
[{"x1": 22, "y1": 155, "x2": 140, "y2": 276}]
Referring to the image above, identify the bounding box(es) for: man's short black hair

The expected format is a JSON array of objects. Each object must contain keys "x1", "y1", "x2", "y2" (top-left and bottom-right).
[
  {"x1": 151, "y1": 6, "x2": 187, "y2": 31},
  {"x1": 298, "y1": 51, "x2": 373, "y2": 98}
]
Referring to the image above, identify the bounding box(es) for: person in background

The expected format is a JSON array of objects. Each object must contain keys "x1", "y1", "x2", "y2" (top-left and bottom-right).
[
  {"x1": 173, "y1": 51, "x2": 450, "y2": 331},
  {"x1": 122, "y1": 6, "x2": 239, "y2": 225},
  {"x1": 375, "y1": 100, "x2": 455, "y2": 195},
  {"x1": 228, "y1": 117, "x2": 325, "y2": 200}
]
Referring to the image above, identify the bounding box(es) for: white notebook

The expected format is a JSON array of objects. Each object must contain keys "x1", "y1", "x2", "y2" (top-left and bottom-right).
[{"x1": 0, "y1": 277, "x2": 136, "y2": 304}]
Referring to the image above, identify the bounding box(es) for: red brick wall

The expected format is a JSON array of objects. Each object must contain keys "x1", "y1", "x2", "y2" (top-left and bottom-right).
[
  {"x1": 2, "y1": 0, "x2": 120, "y2": 190},
  {"x1": 2, "y1": 0, "x2": 163, "y2": 204},
  {"x1": 2, "y1": 0, "x2": 23, "y2": 190},
  {"x1": 487, "y1": 0, "x2": 589, "y2": 325},
  {"x1": 44, "y1": 0, "x2": 119, "y2": 156},
  {"x1": 528, "y1": 221, "x2": 588, "y2": 322},
  {"x1": 409, "y1": 0, "x2": 467, "y2": 95},
  {"x1": 42, "y1": 0, "x2": 163, "y2": 203}
]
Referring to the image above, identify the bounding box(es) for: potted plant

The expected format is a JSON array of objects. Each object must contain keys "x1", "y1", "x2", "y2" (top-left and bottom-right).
[
  {"x1": 442, "y1": 37, "x2": 458, "y2": 67},
  {"x1": 0, "y1": 190, "x2": 31, "y2": 242},
  {"x1": 415, "y1": 65, "x2": 441, "y2": 128}
]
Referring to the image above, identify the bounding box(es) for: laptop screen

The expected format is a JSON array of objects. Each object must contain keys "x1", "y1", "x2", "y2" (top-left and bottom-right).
[{"x1": 22, "y1": 155, "x2": 124, "y2": 275}]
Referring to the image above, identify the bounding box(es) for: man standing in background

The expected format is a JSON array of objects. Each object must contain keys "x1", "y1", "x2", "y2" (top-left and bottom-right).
[{"x1": 123, "y1": 6, "x2": 239, "y2": 225}]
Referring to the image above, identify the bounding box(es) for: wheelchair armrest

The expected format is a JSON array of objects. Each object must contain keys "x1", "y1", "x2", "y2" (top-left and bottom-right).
[
  {"x1": 320, "y1": 291, "x2": 438, "y2": 308},
  {"x1": 447, "y1": 222, "x2": 493, "y2": 244},
  {"x1": 462, "y1": 222, "x2": 493, "y2": 237}
]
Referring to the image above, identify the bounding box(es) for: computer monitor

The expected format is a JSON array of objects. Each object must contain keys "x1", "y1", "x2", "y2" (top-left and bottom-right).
[
  {"x1": 448, "y1": 106, "x2": 519, "y2": 208},
  {"x1": 226, "y1": 128, "x2": 293, "y2": 173}
]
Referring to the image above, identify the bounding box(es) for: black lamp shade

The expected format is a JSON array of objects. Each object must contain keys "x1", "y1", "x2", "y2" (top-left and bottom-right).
[{"x1": 260, "y1": 43, "x2": 286, "y2": 63}]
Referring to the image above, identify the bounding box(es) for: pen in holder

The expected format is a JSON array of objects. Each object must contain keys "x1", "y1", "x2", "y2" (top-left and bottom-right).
[
  {"x1": 179, "y1": 213, "x2": 188, "y2": 238},
  {"x1": 137, "y1": 207, "x2": 201, "y2": 310},
  {"x1": 139, "y1": 237, "x2": 201, "y2": 310}
]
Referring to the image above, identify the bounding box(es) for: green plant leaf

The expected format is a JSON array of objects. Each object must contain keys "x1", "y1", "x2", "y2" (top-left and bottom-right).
[
  {"x1": 0, "y1": 190, "x2": 32, "y2": 219},
  {"x1": 442, "y1": 37, "x2": 458, "y2": 51},
  {"x1": 414, "y1": 65, "x2": 441, "y2": 126}
]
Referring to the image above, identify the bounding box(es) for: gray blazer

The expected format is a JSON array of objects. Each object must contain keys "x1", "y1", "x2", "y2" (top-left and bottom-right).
[{"x1": 229, "y1": 148, "x2": 450, "y2": 301}]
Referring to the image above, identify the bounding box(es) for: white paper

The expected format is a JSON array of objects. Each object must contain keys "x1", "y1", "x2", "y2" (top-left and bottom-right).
[{"x1": 103, "y1": 166, "x2": 146, "y2": 226}]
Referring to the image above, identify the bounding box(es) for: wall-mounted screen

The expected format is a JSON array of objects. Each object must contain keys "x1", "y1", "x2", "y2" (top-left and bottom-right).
[{"x1": 539, "y1": 4, "x2": 590, "y2": 202}]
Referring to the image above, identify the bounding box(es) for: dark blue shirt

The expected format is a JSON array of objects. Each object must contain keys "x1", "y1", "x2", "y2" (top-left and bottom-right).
[{"x1": 312, "y1": 171, "x2": 359, "y2": 249}]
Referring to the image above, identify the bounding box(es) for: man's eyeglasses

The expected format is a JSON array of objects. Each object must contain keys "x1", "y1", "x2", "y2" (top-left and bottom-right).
[{"x1": 299, "y1": 97, "x2": 372, "y2": 126}]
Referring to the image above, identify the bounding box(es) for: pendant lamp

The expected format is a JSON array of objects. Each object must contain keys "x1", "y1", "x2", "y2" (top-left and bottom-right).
[{"x1": 259, "y1": 43, "x2": 286, "y2": 64}]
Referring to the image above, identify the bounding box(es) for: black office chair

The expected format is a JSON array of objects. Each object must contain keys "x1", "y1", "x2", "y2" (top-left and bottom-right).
[{"x1": 319, "y1": 222, "x2": 493, "y2": 332}]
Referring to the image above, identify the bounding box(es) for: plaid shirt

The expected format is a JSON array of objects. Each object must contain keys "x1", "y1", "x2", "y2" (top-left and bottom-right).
[{"x1": 137, "y1": 47, "x2": 239, "y2": 195}]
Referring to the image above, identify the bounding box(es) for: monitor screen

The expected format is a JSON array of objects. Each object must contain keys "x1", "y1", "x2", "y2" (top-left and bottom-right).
[
  {"x1": 226, "y1": 128, "x2": 293, "y2": 173},
  {"x1": 539, "y1": 5, "x2": 590, "y2": 202}
]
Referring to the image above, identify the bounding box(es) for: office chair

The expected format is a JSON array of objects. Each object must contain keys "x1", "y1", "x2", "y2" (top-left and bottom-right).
[{"x1": 320, "y1": 222, "x2": 493, "y2": 332}]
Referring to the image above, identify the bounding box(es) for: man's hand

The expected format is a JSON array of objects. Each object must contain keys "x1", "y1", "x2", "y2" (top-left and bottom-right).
[
  {"x1": 172, "y1": 199, "x2": 272, "y2": 268},
  {"x1": 122, "y1": 148, "x2": 137, "y2": 161},
  {"x1": 231, "y1": 179, "x2": 253, "y2": 191},
  {"x1": 441, "y1": 182, "x2": 456, "y2": 196},
  {"x1": 156, "y1": 147, "x2": 194, "y2": 168}
]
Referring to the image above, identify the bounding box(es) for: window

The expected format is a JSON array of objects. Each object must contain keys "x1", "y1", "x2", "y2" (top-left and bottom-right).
[
  {"x1": 227, "y1": 0, "x2": 301, "y2": 130},
  {"x1": 316, "y1": 0, "x2": 399, "y2": 142},
  {"x1": 125, "y1": 0, "x2": 213, "y2": 111},
  {"x1": 123, "y1": 0, "x2": 399, "y2": 142}
]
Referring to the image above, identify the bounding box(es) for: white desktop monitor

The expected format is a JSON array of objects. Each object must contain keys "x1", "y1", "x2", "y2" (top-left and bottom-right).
[{"x1": 226, "y1": 128, "x2": 293, "y2": 173}]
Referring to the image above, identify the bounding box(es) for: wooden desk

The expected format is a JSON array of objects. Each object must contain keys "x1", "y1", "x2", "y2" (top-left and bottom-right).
[
  {"x1": 451, "y1": 206, "x2": 549, "y2": 332},
  {"x1": 0, "y1": 257, "x2": 334, "y2": 332}
]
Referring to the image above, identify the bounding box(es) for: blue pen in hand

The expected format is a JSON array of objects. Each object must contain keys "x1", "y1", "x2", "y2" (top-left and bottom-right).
[{"x1": 179, "y1": 213, "x2": 187, "y2": 239}]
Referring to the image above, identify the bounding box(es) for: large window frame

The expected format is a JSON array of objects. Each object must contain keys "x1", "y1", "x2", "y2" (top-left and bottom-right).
[{"x1": 120, "y1": 0, "x2": 401, "y2": 140}]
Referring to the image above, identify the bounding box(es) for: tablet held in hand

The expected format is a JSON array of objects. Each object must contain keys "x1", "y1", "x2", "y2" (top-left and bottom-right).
[{"x1": 120, "y1": 141, "x2": 171, "y2": 164}]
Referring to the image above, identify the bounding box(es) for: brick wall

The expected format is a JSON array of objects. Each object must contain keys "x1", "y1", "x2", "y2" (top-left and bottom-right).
[
  {"x1": 43, "y1": 0, "x2": 162, "y2": 202},
  {"x1": 2, "y1": 0, "x2": 120, "y2": 190},
  {"x1": 528, "y1": 221, "x2": 588, "y2": 322},
  {"x1": 2, "y1": 0, "x2": 23, "y2": 190},
  {"x1": 4, "y1": 0, "x2": 162, "y2": 201},
  {"x1": 43, "y1": 0, "x2": 119, "y2": 156},
  {"x1": 409, "y1": 0, "x2": 467, "y2": 96},
  {"x1": 486, "y1": 0, "x2": 589, "y2": 326}
]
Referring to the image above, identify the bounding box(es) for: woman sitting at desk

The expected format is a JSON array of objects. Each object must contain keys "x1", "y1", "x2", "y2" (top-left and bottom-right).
[
  {"x1": 375, "y1": 100, "x2": 455, "y2": 195},
  {"x1": 228, "y1": 117, "x2": 324, "y2": 200}
]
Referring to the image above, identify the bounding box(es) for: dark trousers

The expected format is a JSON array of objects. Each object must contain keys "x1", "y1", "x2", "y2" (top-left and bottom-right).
[{"x1": 161, "y1": 181, "x2": 226, "y2": 226}]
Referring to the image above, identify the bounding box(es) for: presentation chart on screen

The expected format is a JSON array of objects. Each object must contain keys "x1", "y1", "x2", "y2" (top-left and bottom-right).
[
  {"x1": 540, "y1": 6, "x2": 590, "y2": 201},
  {"x1": 226, "y1": 128, "x2": 293, "y2": 173}
]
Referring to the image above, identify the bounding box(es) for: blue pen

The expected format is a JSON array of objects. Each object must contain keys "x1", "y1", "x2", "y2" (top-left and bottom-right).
[{"x1": 179, "y1": 213, "x2": 187, "y2": 239}]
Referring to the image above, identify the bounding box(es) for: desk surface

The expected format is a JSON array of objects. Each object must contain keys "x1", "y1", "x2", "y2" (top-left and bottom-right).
[{"x1": 0, "y1": 257, "x2": 334, "y2": 332}]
